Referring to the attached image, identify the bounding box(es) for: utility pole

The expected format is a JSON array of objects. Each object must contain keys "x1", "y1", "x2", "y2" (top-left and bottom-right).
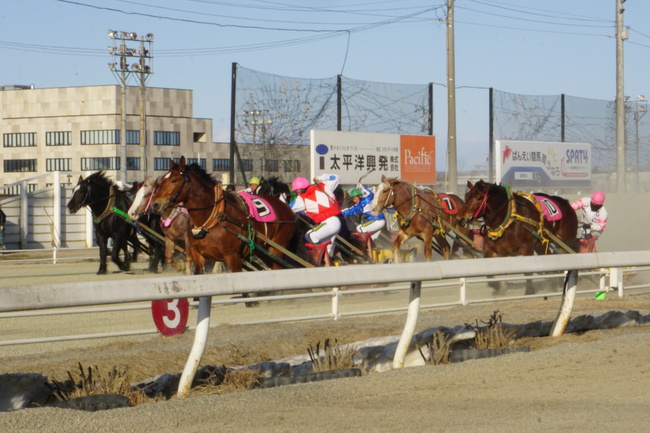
[
  {"x1": 108, "y1": 30, "x2": 154, "y2": 183},
  {"x1": 615, "y1": 0, "x2": 627, "y2": 193},
  {"x1": 446, "y1": 0, "x2": 458, "y2": 193}
]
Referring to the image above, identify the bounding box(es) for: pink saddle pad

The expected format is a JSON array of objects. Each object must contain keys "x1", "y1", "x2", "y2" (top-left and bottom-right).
[
  {"x1": 238, "y1": 191, "x2": 278, "y2": 223},
  {"x1": 533, "y1": 195, "x2": 563, "y2": 222}
]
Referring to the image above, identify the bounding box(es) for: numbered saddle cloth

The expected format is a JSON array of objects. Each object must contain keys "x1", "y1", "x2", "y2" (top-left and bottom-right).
[
  {"x1": 532, "y1": 194, "x2": 563, "y2": 222},
  {"x1": 238, "y1": 191, "x2": 278, "y2": 223},
  {"x1": 438, "y1": 193, "x2": 458, "y2": 215}
]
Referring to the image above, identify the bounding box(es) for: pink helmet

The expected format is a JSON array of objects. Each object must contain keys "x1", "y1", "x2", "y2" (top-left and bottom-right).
[
  {"x1": 291, "y1": 177, "x2": 310, "y2": 191},
  {"x1": 591, "y1": 191, "x2": 605, "y2": 205}
]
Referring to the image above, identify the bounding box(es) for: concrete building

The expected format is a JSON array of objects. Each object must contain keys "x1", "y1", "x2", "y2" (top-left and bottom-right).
[{"x1": 0, "y1": 84, "x2": 310, "y2": 193}]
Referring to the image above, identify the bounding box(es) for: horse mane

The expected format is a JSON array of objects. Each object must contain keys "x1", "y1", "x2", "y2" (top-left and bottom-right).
[
  {"x1": 86, "y1": 171, "x2": 113, "y2": 186},
  {"x1": 183, "y1": 162, "x2": 218, "y2": 185}
]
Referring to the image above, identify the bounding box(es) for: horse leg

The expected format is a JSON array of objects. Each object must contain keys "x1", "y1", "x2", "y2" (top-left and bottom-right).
[
  {"x1": 96, "y1": 233, "x2": 108, "y2": 275},
  {"x1": 392, "y1": 231, "x2": 407, "y2": 263},
  {"x1": 435, "y1": 234, "x2": 451, "y2": 260},
  {"x1": 111, "y1": 237, "x2": 130, "y2": 272}
]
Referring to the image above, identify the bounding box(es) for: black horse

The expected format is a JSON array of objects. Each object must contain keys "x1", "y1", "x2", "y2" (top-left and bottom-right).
[{"x1": 66, "y1": 171, "x2": 141, "y2": 275}]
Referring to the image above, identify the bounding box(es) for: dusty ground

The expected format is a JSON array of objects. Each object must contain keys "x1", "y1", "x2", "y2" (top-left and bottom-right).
[
  {"x1": 2, "y1": 192, "x2": 650, "y2": 431},
  {"x1": 2, "y1": 288, "x2": 650, "y2": 432}
]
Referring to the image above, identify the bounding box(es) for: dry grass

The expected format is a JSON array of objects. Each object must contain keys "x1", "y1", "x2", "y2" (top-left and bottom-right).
[
  {"x1": 419, "y1": 329, "x2": 452, "y2": 365},
  {"x1": 187, "y1": 367, "x2": 261, "y2": 397},
  {"x1": 50, "y1": 363, "x2": 153, "y2": 406},
  {"x1": 471, "y1": 310, "x2": 516, "y2": 350},
  {"x1": 307, "y1": 338, "x2": 358, "y2": 372}
]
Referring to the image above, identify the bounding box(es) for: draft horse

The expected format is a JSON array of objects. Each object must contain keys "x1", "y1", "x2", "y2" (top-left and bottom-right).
[
  {"x1": 66, "y1": 171, "x2": 141, "y2": 275},
  {"x1": 128, "y1": 176, "x2": 194, "y2": 274},
  {"x1": 458, "y1": 180, "x2": 578, "y2": 294},
  {"x1": 149, "y1": 157, "x2": 298, "y2": 280},
  {"x1": 369, "y1": 175, "x2": 468, "y2": 262}
]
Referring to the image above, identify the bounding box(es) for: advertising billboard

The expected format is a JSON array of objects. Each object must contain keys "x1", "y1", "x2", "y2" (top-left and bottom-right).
[
  {"x1": 310, "y1": 130, "x2": 436, "y2": 185},
  {"x1": 496, "y1": 140, "x2": 591, "y2": 188}
]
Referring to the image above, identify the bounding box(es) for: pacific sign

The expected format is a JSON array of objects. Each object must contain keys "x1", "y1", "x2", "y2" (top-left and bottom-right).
[
  {"x1": 496, "y1": 140, "x2": 592, "y2": 187},
  {"x1": 310, "y1": 130, "x2": 436, "y2": 185}
]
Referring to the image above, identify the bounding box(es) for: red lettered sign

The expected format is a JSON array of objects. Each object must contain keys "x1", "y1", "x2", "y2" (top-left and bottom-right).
[{"x1": 151, "y1": 299, "x2": 189, "y2": 336}]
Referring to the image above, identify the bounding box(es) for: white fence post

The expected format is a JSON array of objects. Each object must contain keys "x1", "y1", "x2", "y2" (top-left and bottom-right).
[
  {"x1": 550, "y1": 270, "x2": 578, "y2": 336},
  {"x1": 331, "y1": 287, "x2": 340, "y2": 320},
  {"x1": 392, "y1": 280, "x2": 421, "y2": 369},
  {"x1": 459, "y1": 277, "x2": 467, "y2": 306},
  {"x1": 609, "y1": 267, "x2": 623, "y2": 297},
  {"x1": 52, "y1": 171, "x2": 62, "y2": 248},
  {"x1": 177, "y1": 296, "x2": 212, "y2": 398}
]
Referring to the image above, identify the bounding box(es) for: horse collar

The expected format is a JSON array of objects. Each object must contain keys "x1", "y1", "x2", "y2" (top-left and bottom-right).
[{"x1": 93, "y1": 185, "x2": 117, "y2": 224}]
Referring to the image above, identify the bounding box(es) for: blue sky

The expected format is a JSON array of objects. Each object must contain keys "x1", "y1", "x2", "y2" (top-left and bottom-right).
[{"x1": 2, "y1": 0, "x2": 649, "y2": 171}]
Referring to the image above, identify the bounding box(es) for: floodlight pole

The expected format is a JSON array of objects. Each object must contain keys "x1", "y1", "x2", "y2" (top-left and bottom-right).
[{"x1": 108, "y1": 30, "x2": 154, "y2": 184}]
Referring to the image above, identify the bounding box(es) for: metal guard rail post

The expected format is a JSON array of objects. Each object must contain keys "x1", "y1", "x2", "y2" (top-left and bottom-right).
[{"x1": 1, "y1": 250, "x2": 649, "y2": 398}]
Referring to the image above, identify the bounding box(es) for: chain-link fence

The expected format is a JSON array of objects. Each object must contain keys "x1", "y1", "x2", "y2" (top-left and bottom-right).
[{"x1": 493, "y1": 89, "x2": 650, "y2": 192}]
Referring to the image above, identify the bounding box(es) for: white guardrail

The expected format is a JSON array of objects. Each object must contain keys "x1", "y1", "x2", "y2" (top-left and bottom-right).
[{"x1": 1, "y1": 251, "x2": 650, "y2": 398}]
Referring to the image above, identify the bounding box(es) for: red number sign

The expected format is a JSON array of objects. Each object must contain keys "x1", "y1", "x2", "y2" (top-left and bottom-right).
[{"x1": 151, "y1": 298, "x2": 189, "y2": 336}]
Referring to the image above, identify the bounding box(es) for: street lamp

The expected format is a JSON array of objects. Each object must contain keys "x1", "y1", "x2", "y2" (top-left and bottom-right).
[{"x1": 108, "y1": 29, "x2": 154, "y2": 183}]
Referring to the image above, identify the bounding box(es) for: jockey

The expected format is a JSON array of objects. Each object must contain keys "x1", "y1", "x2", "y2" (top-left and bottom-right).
[
  {"x1": 341, "y1": 185, "x2": 386, "y2": 241},
  {"x1": 571, "y1": 191, "x2": 608, "y2": 242},
  {"x1": 245, "y1": 177, "x2": 260, "y2": 194},
  {"x1": 290, "y1": 174, "x2": 342, "y2": 258}
]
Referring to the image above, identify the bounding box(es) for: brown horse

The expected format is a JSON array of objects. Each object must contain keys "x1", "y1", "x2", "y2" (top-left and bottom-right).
[
  {"x1": 369, "y1": 175, "x2": 469, "y2": 262},
  {"x1": 149, "y1": 157, "x2": 298, "y2": 279},
  {"x1": 128, "y1": 176, "x2": 195, "y2": 275},
  {"x1": 457, "y1": 180, "x2": 577, "y2": 294}
]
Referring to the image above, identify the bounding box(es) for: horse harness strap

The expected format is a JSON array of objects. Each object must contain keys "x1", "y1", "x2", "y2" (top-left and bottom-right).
[
  {"x1": 191, "y1": 185, "x2": 226, "y2": 237},
  {"x1": 485, "y1": 186, "x2": 516, "y2": 240},
  {"x1": 93, "y1": 186, "x2": 117, "y2": 224},
  {"x1": 483, "y1": 187, "x2": 551, "y2": 252}
]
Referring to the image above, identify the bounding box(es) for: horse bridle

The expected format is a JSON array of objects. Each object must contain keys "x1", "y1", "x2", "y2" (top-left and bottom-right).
[{"x1": 156, "y1": 169, "x2": 191, "y2": 214}]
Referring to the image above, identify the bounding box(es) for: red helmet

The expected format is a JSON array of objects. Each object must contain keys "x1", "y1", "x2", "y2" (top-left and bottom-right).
[
  {"x1": 291, "y1": 177, "x2": 310, "y2": 191},
  {"x1": 591, "y1": 191, "x2": 605, "y2": 205}
]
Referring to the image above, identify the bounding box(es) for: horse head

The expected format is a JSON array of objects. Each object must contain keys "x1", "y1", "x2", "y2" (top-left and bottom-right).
[
  {"x1": 66, "y1": 171, "x2": 111, "y2": 214},
  {"x1": 128, "y1": 176, "x2": 158, "y2": 219},
  {"x1": 369, "y1": 175, "x2": 396, "y2": 216},
  {"x1": 150, "y1": 157, "x2": 191, "y2": 214},
  {"x1": 458, "y1": 180, "x2": 491, "y2": 227}
]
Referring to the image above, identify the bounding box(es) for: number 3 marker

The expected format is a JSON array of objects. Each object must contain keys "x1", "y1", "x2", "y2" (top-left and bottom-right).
[{"x1": 151, "y1": 298, "x2": 189, "y2": 336}]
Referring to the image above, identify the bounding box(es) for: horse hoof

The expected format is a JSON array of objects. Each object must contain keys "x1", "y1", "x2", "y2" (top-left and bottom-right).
[
  {"x1": 97, "y1": 269, "x2": 107, "y2": 275},
  {"x1": 244, "y1": 301, "x2": 261, "y2": 308}
]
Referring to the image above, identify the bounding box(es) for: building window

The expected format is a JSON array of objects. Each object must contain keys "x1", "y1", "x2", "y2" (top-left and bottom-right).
[
  {"x1": 154, "y1": 131, "x2": 180, "y2": 146},
  {"x1": 81, "y1": 130, "x2": 119, "y2": 145},
  {"x1": 3, "y1": 132, "x2": 36, "y2": 147},
  {"x1": 186, "y1": 158, "x2": 206, "y2": 170},
  {"x1": 153, "y1": 157, "x2": 181, "y2": 171},
  {"x1": 213, "y1": 158, "x2": 231, "y2": 171},
  {"x1": 4, "y1": 159, "x2": 37, "y2": 172},
  {"x1": 238, "y1": 159, "x2": 253, "y2": 172},
  {"x1": 81, "y1": 157, "x2": 120, "y2": 171},
  {"x1": 46, "y1": 131, "x2": 71, "y2": 146},
  {"x1": 127, "y1": 157, "x2": 140, "y2": 171},
  {"x1": 2, "y1": 183, "x2": 37, "y2": 196},
  {"x1": 46, "y1": 158, "x2": 72, "y2": 171},
  {"x1": 262, "y1": 159, "x2": 279, "y2": 172},
  {"x1": 283, "y1": 160, "x2": 301, "y2": 172},
  {"x1": 126, "y1": 130, "x2": 140, "y2": 145}
]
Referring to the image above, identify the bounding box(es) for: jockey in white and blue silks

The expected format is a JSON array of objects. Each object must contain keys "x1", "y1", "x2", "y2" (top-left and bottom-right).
[{"x1": 341, "y1": 185, "x2": 386, "y2": 241}]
